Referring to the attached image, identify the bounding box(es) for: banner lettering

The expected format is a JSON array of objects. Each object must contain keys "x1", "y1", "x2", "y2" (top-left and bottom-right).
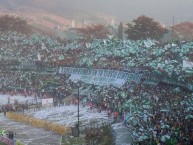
[{"x1": 59, "y1": 67, "x2": 143, "y2": 87}]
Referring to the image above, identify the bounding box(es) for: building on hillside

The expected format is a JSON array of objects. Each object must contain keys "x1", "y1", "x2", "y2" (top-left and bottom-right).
[
  {"x1": 54, "y1": 24, "x2": 69, "y2": 31},
  {"x1": 110, "y1": 19, "x2": 117, "y2": 28},
  {"x1": 83, "y1": 19, "x2": 98, "y2": 27},
  {"x1": 107, "y1": 22, "x2": 128, "y2": 39},
  {"x1": 71, "y1": 19, "x2": 76, "y2": 28}
]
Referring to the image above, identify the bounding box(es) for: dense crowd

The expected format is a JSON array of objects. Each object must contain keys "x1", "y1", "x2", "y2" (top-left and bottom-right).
[
  {"x1": 0, "y1": 31, "x2": 193, "y2": 144},
  {"x1": 73, "y1": 82, "x2": 193, "y2": 145},
  {"x1": 123, "y1": 83, "x2": 193, "y2": 145},
  {"x1": 1, "y1": 32, "x2": 193, "y2": 77},
  {"x1": 1, "y1": 31, "x2": 193, "y2": 89}
]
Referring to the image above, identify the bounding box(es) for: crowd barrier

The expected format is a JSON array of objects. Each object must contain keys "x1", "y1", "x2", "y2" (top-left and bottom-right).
[
  {"x1": 0, "y1": 135, "x2": 13, "y2": 145},
  {"x1": 0, "y1": 135, "x2": 25, "y2": 145},
  {"x1": 6, "y1": 112, "x2": 71, "y2": 135}
]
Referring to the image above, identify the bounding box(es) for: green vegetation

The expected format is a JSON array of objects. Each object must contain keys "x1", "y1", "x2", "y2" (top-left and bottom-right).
[
  {"x1": 61, "y1": 135, "x2": 85, "y2": 145},
  {"x1": 0, "y1": 15, "x2": 31, "y2": 34},
  {"x1": 125, "y1": 15, "x2": 167, "y2": 40},
  {"x1": 61, "y1": 125, "x2": 114, "y2": 145}
]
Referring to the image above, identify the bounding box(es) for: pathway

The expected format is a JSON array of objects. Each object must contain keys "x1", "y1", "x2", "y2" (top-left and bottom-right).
[
  {"x1": 0, "y1": 113, "x2": 61, "y2": 145},
  {"x1": 112, "y1": 123, "x2": 132, "y2": 145}
]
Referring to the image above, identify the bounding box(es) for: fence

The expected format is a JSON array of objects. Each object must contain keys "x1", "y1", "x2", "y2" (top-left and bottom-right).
[
  {"x1": 0, "y1": 135, "x2": 13, "y2": 145},
  {"x1": 6, "y1": 112, "x2": 71, "y2": 135},
  {"x1": 13, "y1": 98, "x2": 54, "y2": 114},
  {"x1": 0, "y1": 135, "x2": 24, "y2": 145}
]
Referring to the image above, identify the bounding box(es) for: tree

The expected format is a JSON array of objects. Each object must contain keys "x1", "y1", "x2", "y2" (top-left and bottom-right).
[
  {"x1": 125, "y1": 15, "x2": 166, "y2": 40},
  {"x1": 118, "y1": 22, "x2": 124, "y2": 40},
  {"x1": 0, "y1": 15, "x2": 31, "y2": 34},
  {"x1": 78, "y1": 24, "x2": 110, "y2": 40}
]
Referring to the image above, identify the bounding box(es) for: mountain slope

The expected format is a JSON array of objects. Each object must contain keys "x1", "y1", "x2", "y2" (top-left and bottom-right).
[{"x1": 0, "y1": 0, "x2": 113, "y2": 29}]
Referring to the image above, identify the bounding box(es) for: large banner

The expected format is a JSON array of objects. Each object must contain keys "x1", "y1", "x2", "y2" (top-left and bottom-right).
[
  {"x1": 42, "y1": 98, "x2": 53, "y2": 106},
  {"x1": 59, "y1": 67, "x2": 143, "y2": 87},
  {"x1": 0, "y1": 136, "x2": 13, "y2": 145}
]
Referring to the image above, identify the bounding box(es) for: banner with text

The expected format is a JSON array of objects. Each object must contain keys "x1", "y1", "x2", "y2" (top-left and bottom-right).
[{"x1": 59, "y1": 67, "x2": 143, "y2": 87}]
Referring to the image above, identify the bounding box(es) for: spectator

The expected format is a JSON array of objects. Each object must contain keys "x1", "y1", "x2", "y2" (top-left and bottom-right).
[
  {"x1": 113, "y1": 111, "x2": 119, "y2": 123},
  {"x1": 1, "y1": 128, "x2": 6, "y2": 136}
]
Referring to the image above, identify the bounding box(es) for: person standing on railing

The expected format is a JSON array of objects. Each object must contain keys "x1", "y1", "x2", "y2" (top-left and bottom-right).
[
  {"x1": 89, "y1": 101, "x2": 93, "y2": 110},
  {"x1": 113, "y1": 111, "x2": 119, "y2": 123},
  {"x1": 1, "y1": 128, "x2": 6, "y2": 137},
  {"x1": 8, "y1": 131, "x2": 14, "y2": 140},
  {"x1": 3, "y1": 109, "x2": 6, "y2": 116}
]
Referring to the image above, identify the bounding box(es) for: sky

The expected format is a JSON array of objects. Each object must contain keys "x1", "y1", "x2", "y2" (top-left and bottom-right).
[
  {"x1": 78, "y1": 0, "x2": 193, "y2": 25},
  {"x1": 0, "y1": 0, "x2": 193, "y2": 26}
]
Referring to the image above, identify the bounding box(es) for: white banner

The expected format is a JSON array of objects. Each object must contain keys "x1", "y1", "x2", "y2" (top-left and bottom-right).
[
  {"x1": 37, "y1": 53, "x2": 42, "y2": 61},
  {"x1": 59, "y1": 67, "x2": 143, "y2": 87},
  {"x1": 42, "y1": 98, "x2": 53, "y2": 106},
  {"x1": 183, "y1": 60, "x2": 193, "y2": 70},
  {"x1": 69, "y1": 74, "x2": 125, "y2": 87}
]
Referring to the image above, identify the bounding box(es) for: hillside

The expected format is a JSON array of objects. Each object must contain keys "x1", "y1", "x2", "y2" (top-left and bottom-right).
[
  {"x1": 0, "y1": 0, "x2": 113, "y2": 29},
  {"x1": 173, "y1": 22, "x2": 193, "y2": 40}
]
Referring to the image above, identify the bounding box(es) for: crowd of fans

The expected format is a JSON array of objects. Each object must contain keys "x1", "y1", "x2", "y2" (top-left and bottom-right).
[
  {"x1": 73, "y1": 82, "x2": 193, "y2": 144},
  {"x1": 123, "y1": 83, "x2": 193, "y2": 145},
  {"x1": 0, "y1": 31, "x2": 193, "y2": 144}
]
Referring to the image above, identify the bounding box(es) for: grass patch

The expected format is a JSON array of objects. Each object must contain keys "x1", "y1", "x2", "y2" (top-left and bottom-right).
[
  {"x1": 61, "y1": 125, "x2": 114, "y2": 145},
  {"x1": 61, "y1": 135, "x2": 85, "y2": 145},
  {"x1": 85, "y1": 125, "x2": 114, "y2": 145}
]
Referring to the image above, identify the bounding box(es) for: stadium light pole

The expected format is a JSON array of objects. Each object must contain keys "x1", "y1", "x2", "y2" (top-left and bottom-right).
[
  {"x1": 72, "y1": 80, "x2": 82, "y2": 138},
  {"x1": 77, "y1": 82, "x2": 80, "y2": 138},
  {"x1": 76, "y1": 81, "x2": 83, "y2": 138}
]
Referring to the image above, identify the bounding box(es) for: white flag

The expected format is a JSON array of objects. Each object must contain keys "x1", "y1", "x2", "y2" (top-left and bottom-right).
[
  {"x1": 37, "y1": 53, "x2": 41, "y2": 61},
  {"x1": 183, "y1": 60, "x2": 193, "y2": 70},
  {"x1": 144, "y1": 39, "x2": 155, "y2": 48},
  {"x1": 41, "y1": 43, "x2": 46, "y2": 49},
  {"x1": 103, "y1": 39, "x2": 107, "y2": 46},
  {"x1": 86, "y1": 43, "x2": 91, "y2": 48}
]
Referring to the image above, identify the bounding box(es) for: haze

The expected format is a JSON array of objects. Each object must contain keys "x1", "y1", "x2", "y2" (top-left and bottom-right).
[
  {"x1": 89, "y1": 0, "x2": 193, "y2": 24},
  {"x1": 55, "y1": 0, "x2": 193, "y2": 25},
  {"x1": 0, "y1": 0, "x2": 193, "y2": 25}
]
